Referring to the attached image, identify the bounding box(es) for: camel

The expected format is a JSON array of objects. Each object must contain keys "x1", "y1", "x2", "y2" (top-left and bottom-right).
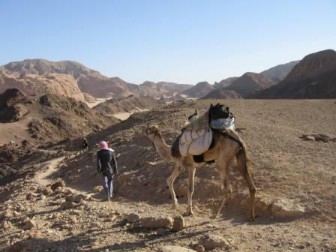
[{"x1": 145, "y1": 124, "x2": 257, "y2": 220}]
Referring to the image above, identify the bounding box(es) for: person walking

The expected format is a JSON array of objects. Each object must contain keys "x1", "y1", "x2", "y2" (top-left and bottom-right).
[
  {"x1": 82, "y1": 137, "x2": 89, "y2": 151},
  {"x1": 96, "y1": 140, "x2": 118, "y2": 201}
]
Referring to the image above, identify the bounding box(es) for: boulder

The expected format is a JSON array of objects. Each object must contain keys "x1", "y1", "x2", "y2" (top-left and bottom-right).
[
  {"x1": 157, "y1": 245, "x2": 196, "y2": 252},
  {"x1": 126, "y1": 213, "x2": 141, "y2": 224},
  {"x1": 23, "y1": 219, "x2": 36, "y2": 230},
  {"x1": 271, "y1": 199, "x2": 306, "y2": 218},
  {"x1": 172, "y1": 215, "x2": 185, "y2": 232},
  {"x1": 140, "y1": 216, "x2": 173, "y2": 229},
  {"x1": 50, "y1": 180, "x2": 66, "y2": 191},
  {"x1": 198, "y1": 233, "x2": 231, "y2": 251}
]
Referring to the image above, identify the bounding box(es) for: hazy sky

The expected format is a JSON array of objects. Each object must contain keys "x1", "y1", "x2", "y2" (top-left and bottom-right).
[{"x1": 1, "y1": 0, "x2": 335, "y2": 84}]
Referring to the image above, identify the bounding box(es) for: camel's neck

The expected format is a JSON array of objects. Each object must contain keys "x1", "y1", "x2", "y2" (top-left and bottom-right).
[{"x1": 152, "y1": 133, "x2": 174, "y2": 162}]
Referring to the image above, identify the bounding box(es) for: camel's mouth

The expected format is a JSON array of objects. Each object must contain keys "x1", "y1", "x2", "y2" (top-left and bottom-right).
[{"x1": 144, "y1": 127, "x2": 153, "y2": 137}]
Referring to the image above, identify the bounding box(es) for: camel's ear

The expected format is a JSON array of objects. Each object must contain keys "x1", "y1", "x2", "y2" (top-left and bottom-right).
[{"x1": 226, "y1": 106, "x2": 230, "y2": 112}]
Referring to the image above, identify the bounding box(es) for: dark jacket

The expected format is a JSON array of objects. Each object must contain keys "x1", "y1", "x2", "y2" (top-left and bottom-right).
[{"x1": 97, "y1": 149, "x2": 118, "y2": 176}]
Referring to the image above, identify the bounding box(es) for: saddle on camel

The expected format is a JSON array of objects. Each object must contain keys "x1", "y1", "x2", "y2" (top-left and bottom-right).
[{"x1": 173, "y1": 103, "x2": 236, "y2": 162}]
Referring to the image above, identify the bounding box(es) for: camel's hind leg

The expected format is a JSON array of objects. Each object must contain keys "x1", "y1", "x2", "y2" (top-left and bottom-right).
[
  {"x1": 236, "y1": 150, "x2": 257, "y2": 221},
  {"x1": 167, "y1": 163, "x2": 185, "y2": 209},
  {"x1": 214, "y1": 158, "x2": 233, "y2": 218}
]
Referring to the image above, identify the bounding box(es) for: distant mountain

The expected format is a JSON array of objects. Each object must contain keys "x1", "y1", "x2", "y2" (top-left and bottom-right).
[
  {"x1": 0, "y1": 59, "x2": 136, "y2": 98},
  {"x1": 214, "y1": 77, "x2": 238, "y2": 89},
  {"x1": 255, "y1": 49, "x2": 336, "y2": 98},
  {"x1": 261, "y1": 61, "x2": 299, "y2": 83},
  {"x1": 2, "y1": 52, "x2": 335, "y2": 100},
  {"x1": 93, "y1": 95, "x2": 163, "y2": 114},
  {"x1": 137, "y1": 81, "x2": 192, "y2": 98},
  {"x1": 201, "y1": 89, "x2": 242, "y2": 99},
  {"x1": 180, "y1": 81, "x2": 214, "y2": 98},
  {"x1": 77, "y1": 75, "x2": 134, "y2": 98},
  {"x1": 204, "y1": 61, "x2": 298, "y2": 99},
  {"x1": 0, "y1": 59, "x2": 191, "y2": 99},
  {"x1": 1, "y1": 59, "x2": 103, "y2": 78},
  {"x1": 223, "y1": 72, "x2": 275, "y2": 98}
]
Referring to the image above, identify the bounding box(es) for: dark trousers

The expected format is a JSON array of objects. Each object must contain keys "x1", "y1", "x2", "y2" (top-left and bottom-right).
[{"x1": 103, "y1": 174, "x2": 113, "y2": 197}]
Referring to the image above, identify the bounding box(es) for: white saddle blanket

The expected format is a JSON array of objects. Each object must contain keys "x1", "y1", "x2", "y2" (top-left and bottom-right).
[
  {"x1": 210, "y1": 117, "x2": 236, "y2": 131},
  {"x1": 179, "y1": 128, "x2": 213, "y2": 156}
]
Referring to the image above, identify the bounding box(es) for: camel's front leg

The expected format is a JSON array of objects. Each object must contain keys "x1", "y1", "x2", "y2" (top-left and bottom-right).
[
  {"x1": 186, "y1": 166, "x2": 196, "y2": 216},
  {"x1": 167, "y1": 163, "x2": 184, "y2": 209}
]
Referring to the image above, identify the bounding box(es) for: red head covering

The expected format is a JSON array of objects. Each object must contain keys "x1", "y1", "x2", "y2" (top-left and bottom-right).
[{"x1": 98, "y1": 141, "x2": 109, "y2": 150}]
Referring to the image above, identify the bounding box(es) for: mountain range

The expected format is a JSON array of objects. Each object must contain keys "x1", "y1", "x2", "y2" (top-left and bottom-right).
[
  {"x1": 0, "y1": 60, "x2": 191, "y2": 100},
  {"x1": 255, "y1": 49, "x2": 336, "y2": 98},
  {"x1": 1, "y1": 49, "x2": 336, "y2": 100}
]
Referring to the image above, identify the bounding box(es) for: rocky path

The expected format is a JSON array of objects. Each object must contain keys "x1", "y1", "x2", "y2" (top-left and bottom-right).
[{"x1": 34, "y1": 157, "x2": 65, "y2": 187}]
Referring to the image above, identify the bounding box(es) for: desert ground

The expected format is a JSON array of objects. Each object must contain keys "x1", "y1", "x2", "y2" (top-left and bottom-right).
[{"x1": 0, "y1": 99, "x2": 335, "y2": 252}]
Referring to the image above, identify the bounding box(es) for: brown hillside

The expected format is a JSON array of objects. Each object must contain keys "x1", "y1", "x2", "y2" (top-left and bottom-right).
[
  {"x1": 0, "y1": 89, "x2": 32, "y2": 123},
  {"x1": 0, "y1": 72, "x2": 85, "y2": 101},
  {"x1": 255, "y1": 49, "x2": 336, "y2": 98},
  {"x1": 214, "y1": 77, "x2": 237, "y2": 89},
  {"x1": 137, "y1": 81, "x2": 192, "y2": 98},
  {"x1": 226, "y1": 72, "x2": 275, "y2": 97},
  {"x1": 261, "y1": 61, "x2": 299, "y2": 83},
  {"x1": 0, "y1": 89, "x2": 119, "y2": 146},
  {"x1": 285, "y1": 50, "x2": 336, "y2": 82},
  {"x1": 201, "y1": 89, "x2": 242, "y2": 99},
  {"x1": 77, "y1": 76, "x2": 133, "y2": 98},
  {"x1": 93, "y1": 95, "x2": 163, "y2": 115},
  {"x1": 180, "y1": 81, "x2": 214, "y2": 98}
]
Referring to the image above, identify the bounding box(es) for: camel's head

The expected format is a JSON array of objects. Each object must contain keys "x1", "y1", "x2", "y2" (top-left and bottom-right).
[
  {"x1": 209, "y1": 103, "x2": 230, "y2": 119},
  {"x1": 144, "y1": 125, "x2": 160, "y2": 142},
  {"x1": 185, "y1": 109, "x2": 199, "y2": 125}
]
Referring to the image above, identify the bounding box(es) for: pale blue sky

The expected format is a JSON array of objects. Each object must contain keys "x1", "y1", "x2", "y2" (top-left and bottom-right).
[{"x1": 1, "y1": 0, "x2": 335, "y2": 84}]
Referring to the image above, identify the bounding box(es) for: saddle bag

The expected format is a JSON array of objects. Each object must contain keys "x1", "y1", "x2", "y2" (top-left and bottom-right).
[{"x1": 179, "y1": 128, "x2": 213, "y2": 156}]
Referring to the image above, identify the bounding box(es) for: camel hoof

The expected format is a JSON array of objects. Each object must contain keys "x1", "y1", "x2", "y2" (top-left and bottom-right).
[{"x1": 183, "y1": 211, "x2": 194, "y2": 217}]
